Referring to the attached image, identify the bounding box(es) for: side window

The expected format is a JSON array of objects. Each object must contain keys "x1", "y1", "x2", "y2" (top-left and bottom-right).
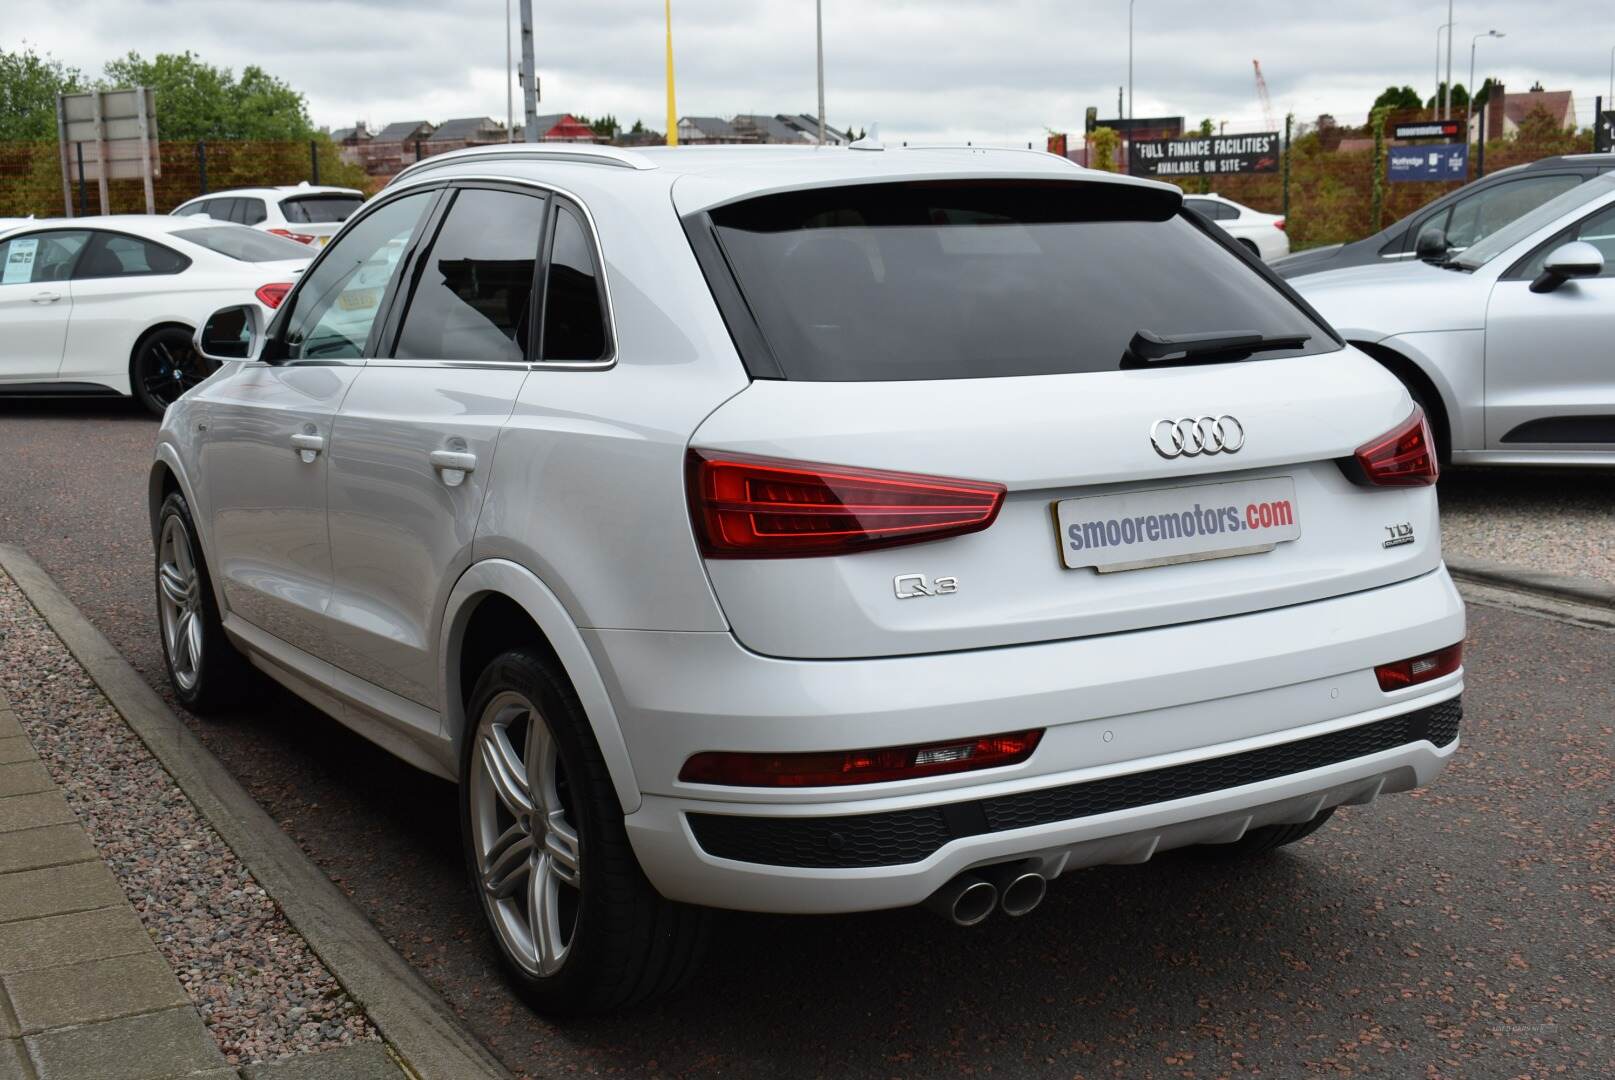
[
  {"x1": 0, "y1": 230, "x2": 90, "y2": 284},
  {"x1": 541, "y1": 205, "x2": 609, "y2": 362},
  {"x1": 1515, "y1": 203, "x2": 1615, "y2": 281},
  {"x1": 393, "y1": 187, "x2": 546, "y2": 363},
  {"x1": 279, "y1": 190, "x2": 434, "y2": 361},
  {"x1": 239, "y1": 198, "x2": 267, "y2": 226},
  {"x1": 1215, "y1": 203, "x2": 1241, "y2": 221},
  {"x1": 1182, "y1": 199, "x2": 1212, "y2": 218},
  {"x1": 174, "y1": 202, "x2": 206, "y2": 217},
  {"x1": 204, "y1": 198, "x2": 237, "y2": 223},
  {"x1": 1440, "y1": 175, "x2": 1584, "y2": 249},
  {"x1": 74, "y1": 233, "x2": 190, "y2": 278}
]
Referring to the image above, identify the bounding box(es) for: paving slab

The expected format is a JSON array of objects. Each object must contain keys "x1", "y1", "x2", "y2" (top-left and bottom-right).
[
  {"x1": 0, "y1": 736, "x2": 36, "y2": 764},
  {"x1": 0, "y1": 761, "x2": 51, "y2": 798},
  {"x1": 0, "y1": 710, "x2": 20, "y2": 739},
  {"x1": 0, "y1": 859, "x2": 127, "y2": 924},
  {"x1": 0, "y1": 1038, "x2": 27, "y2": 1077},
  {"x1": 7, "y1": 950, "x2": 190, "y2": 1034},
  {"x1": 0, "y1": 822, "x2": 99, "y2": 874},
  {"x1": 0, "y1": 904, "x2": 152, "y2": 974},
  {"x1": 240, "y1": 1041, "x2": 406, "y2": 1079},
  {"x1": 24, "y1": 1005, "x2": 227, "y2": 1080},
  {"x1": 0, "y1": 789, "x2": 76, "y2": 834}
]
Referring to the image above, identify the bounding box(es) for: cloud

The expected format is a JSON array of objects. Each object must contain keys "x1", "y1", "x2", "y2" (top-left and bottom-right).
[{"x1": 7, "y1": 0, "x2": 1611, "y2": 144}]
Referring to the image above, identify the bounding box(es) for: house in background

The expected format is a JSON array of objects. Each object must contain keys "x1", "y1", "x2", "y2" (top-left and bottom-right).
[
  {"x1": 530, "y1": 113, "x2": 602, "y2": 142},
  {"x1": 677, "y1": 113, "x2": 851, "y2": 145},
  {"x1": 1470, "y1": 85, "x2": 1579, "y2": 140},
  {"x1": 678, "y1": 116, "x2": 739, "y2": 143},
  {"x1": 426, "y1": 117, "x2": 509, "y2": 154},
  {"x1": 360, "y1": 120, "x2": 435, "y2": 177}
]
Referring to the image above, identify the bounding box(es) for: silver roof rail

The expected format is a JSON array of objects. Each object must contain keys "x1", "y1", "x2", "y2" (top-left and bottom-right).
[{"x1": 390, "y1": 143, "x2": 658, "y2": 185}]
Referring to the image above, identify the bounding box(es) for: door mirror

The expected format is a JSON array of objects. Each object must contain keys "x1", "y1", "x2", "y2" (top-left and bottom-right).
[
  {"x1": 1414, "y1": 226, "x2": 1449, "y2": 262},
  {"x1": 1530, "y1": 240, "x2": 1605, "y2": 293},
  {"x1": 194, "y1": 304, "x2": 263, "y2": 363}
]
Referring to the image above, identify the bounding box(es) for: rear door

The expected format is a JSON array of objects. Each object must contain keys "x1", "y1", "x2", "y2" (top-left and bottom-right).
[
  {"x1": 683, "y1": 178, "x2": 1435, "y2": 659},
  {"x1": 0, "y1": 229, "x2": 89, "y2": 382},
  {"x1": 1483, "y1": 197, "x2": 1615, "y2": 450},
  {"x1": 64, "y1": 231, "x2": 191, "y2": 389},
  {"x1": 324, "y1": 183, "x2": 543, "y2": 706}
]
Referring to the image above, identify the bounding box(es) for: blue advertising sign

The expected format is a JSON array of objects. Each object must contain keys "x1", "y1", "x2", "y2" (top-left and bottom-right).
[{"x1": 1388, "y1": 142, "x2": 1469, "y2": 182}]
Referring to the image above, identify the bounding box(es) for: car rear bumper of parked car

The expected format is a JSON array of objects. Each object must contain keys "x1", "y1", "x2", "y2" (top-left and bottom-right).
[{"x1": 595, "y1": 566, "x2": 1465, "y2": 914}]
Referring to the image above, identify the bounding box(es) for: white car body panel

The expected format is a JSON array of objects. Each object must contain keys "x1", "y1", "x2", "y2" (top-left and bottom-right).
[
  {"x1": 171, "y1": 184, "x2": 363, "y2": 248},
  {"x1": 1183, "y1": 193, "x2": 1290, "y2": 261}
]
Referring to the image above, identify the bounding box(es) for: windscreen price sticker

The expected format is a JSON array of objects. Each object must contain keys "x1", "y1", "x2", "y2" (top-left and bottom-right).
[{"x1": 2, "y1": 237, "x2": 38, "y2": 284}]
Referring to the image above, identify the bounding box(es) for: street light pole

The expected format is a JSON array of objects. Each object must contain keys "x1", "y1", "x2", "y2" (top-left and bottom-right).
[
  {"x1": 1128, "y1": 0, "x2": 1135, "y2": 120},
  {"x1": 1443, "y1": 0, "x2": 1454, "y2": 119},
  {"x1": 1435, "y1": 25, "x2": 1445, "y2": 111},
  {"x1": 816, "y1": 0, "x2": 826, "y2": 145},
  {"x1": 505, "y1": 0, "x2": 513, "y2": 143},
  {"x1": 1469, "y1": 30, "x2": 1502, "y2": 134}
]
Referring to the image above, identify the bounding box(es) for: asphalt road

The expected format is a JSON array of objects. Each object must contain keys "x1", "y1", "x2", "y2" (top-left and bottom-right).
[{"x1": 2, "y1": 397, "x2": 1611, "y2": 1079}]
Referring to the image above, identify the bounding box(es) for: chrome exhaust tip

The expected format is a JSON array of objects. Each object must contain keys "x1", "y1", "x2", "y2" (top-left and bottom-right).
[
  {"x1": 924, "y1": 874, "x2": 998, "y2": 927},
  {"x1": 982, "y1": 861, "x2": 1048, "y2": 917}
]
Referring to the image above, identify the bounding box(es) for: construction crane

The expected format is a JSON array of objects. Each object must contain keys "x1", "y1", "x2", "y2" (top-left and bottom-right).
[{"x1": 1252, "y1": 59, "x2": 1277, "y2": 133}]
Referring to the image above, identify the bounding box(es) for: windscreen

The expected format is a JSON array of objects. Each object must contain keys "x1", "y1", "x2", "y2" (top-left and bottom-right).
[
  {"x1": 708, "y1": 180, "x2": 1333, "y2": 381},
  {"x1": 174, "y1": 226, "x2": 312, "y2": 262},
  {"x1": 280, "y1": 194, "x2": 364, "y2": 223},
  {"x1": 1454, "y1": 172, "x2": 1615, "y2": 270}
]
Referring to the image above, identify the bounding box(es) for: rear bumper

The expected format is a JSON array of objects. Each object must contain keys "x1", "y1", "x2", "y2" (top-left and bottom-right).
[{"x1": 591, "y1": 567, "x2": 1465, "y2": 913}]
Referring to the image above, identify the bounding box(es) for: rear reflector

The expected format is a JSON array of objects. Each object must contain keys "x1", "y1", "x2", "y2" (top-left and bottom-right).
[
  {"x1": 255, "y1": 282, "x2": 293, "y2": 309},
  {"x1": 679, "y1": 730, "x2": 1043, "y2": 787},
  {"x1": 1350, "y1": 406, "x2": 1438, "y2": 487},
  {"x1": 1375, "y1": 642, "x2": 1462, "y2": 692},
  {"x1": 687, "y1": 451, "x2": 1005, "y2": 557},
  {"x1": 267, "y1": 227, "x2": 317, "y2": 245}
]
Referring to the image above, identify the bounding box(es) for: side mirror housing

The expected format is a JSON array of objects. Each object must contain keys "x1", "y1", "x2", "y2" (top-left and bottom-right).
[
  {"x1": 1414, "y1": 226, "x2": 1449, "y2": 262},
  {"x1": 1530, "y1": 240, "x2": 1605, "y2": 293},
  {"x1": 194, "y1": 304, "x2": 263, "y2": 364}
]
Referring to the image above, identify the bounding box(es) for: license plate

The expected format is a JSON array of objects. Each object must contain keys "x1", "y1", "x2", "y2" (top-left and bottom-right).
[{"x1": 1055, "y1": 476, "x2": 1300, "y2": 573}]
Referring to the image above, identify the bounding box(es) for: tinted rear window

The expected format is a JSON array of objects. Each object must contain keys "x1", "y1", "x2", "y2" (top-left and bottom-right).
[
  {"x1": 706, "y1": 181, "x2": 1332, "y2": 381},
  {"x1": 281, "y1": 194, "x2": 363, "y2": 223},
  {"x1": 173, "y1": 226, "x2": 312, "y2": 262}
]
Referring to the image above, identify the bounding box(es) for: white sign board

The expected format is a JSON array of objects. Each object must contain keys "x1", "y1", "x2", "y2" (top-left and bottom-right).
[{"x1": 57, "y1": 88, "x2": 160, "y2": 214}]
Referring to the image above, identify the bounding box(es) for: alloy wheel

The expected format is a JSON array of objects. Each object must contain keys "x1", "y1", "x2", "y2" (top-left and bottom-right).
[
  {"x1": 141, "y1": 333, "x2": 211, "y2": 410},
  {"x1": 157, "y1": 515, "x2": 203, "y2": 692},
  {"x1": 469, "y1": 690, "x2": 583, "y2": 976}
]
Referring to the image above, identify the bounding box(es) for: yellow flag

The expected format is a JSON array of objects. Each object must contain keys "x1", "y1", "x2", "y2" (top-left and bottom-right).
[{"x1": 665, "y1": 0, "x2": 679, "y2": 146}]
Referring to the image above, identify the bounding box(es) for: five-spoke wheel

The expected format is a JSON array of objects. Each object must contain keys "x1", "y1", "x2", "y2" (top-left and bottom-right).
[
  {"x1": 133, "y1": 327, "x2": 213, "y2": 416},
  {"x1": 157, "y1": 514, "x2": 204, "y2": 692}
]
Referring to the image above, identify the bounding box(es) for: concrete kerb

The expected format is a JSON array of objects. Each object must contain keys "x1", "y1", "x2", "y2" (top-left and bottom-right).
[
  {"x1": 0, "y1": 544, "x2": 510, "y2": 1080},
  {"x1": 1446, "y1": 557, "x2": 1615, "y2": 614}
]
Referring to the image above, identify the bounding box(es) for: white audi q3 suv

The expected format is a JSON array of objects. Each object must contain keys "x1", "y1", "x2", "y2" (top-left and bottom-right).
[{"x1": 150, "y1": 141, "x2": 1465, "y2": 1014}]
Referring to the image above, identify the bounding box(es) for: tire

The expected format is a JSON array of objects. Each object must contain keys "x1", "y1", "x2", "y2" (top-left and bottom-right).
[
  {"x1": 1237, "y1": 238, "x2": 1261, "y2": 259},
  {"x1": 132, "y1": 326, "x2": 212, "y2": 416},
  {"x1": 1191, "y1": 806, "x2": 1336, "y2": 860},
  {"x1": 460, "y1": 648, "x2": 710, "y2": 1015},
  {"x1": 154, "y1": 491, "x2": 255, "y2": 713}
]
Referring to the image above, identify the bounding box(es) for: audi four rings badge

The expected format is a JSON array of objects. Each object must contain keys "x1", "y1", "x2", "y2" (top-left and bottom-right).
[{"x1": 1151, "y1": 416, "x2": 1245, "y2": 459}]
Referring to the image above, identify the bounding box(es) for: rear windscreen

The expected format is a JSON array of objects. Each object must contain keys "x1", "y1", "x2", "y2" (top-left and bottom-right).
[
  {"x1": 706, "y1": 180, "x2": 1333, "y2": 381},
  {"x1": 173, "y1": 226, "x2": 311, "y2": 262},
  {"x1": 280, "y1": 194, "x2": 363, "y2": 223}
]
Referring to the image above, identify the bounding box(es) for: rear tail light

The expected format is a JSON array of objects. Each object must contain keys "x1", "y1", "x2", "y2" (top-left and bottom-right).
[
  {"x1": 267, "y1": 227, "x2": 317, "y2": 245},
  {"x1": 255, "y1": 282, "x2": 292, "y2": 309},
  {"x1": 686, "y1": 451, "x2": 1005, "y2": 557},
  {"x1": 1348, "y1": 406, "x2": 1438, "y2": 487},
  {"x1": 1274, "y1": 218, "x2": 1286, "y2": 230},
  {"x1": 1375, "y1": 642, "x2": 1462, "y2": 692},
  {"x1": 679, "y1": 730, "x2": 1043, "y2": 787}
]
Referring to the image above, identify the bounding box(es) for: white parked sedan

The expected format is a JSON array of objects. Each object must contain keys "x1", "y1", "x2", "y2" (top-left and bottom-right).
[
  {"x1": 0, "y1": 215, "x2": 310, "y2": 414},
  {"x1": 171, "y1": 183, "x2": 365, "y2": 247},
  {"x1": 1294, "y1": 172, "x2": 1615, "y2": 467},
  {"x1": 1181, "y1": 193, "x2": 1290, "y2": 261}
]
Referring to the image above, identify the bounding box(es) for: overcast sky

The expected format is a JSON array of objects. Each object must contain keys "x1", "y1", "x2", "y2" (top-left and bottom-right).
[{"x1": 7, "y1": 0, "x2": 1613, "y2": 142}]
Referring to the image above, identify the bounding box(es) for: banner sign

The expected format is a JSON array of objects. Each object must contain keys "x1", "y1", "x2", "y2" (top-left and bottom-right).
[
  {"x1": 1128, "y1": 131, "x2": 1280, "y2": 178},
  {"x1": 1388, "y1": 142, "x2": 1469, "y2": 181},
  {"x1": 1393, "y1": 120, "x2": 1462, "y2": 139}
]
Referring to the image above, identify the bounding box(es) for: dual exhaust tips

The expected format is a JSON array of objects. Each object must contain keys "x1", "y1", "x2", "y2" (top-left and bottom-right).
[{"x1": 925, "y1": 861, "x2": 1048, "y2": 926}]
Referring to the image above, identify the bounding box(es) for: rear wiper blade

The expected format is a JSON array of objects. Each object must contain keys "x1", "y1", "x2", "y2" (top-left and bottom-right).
[{"x1": 1126, "y1": 329, "x2": 1311, "y2": 364}]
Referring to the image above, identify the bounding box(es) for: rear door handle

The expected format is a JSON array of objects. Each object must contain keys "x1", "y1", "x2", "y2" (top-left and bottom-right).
[
  {"x1": 429, "y1": 449, "x2": 477, "y2": 487},
  {"x1": 30, "y1": 291, "x2": 61, "y2": 305},
  {"x1": 290, "y1": 433, "x2": 325, "y2": 462}
]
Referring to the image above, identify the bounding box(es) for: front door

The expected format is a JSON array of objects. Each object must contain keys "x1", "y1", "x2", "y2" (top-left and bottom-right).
[
  {"x1": 0, "y1": 230, "x2": 89, "y2": 383},
  {"x1": 325, "y1": 183, "x2": 547, "y2": 706},
  {"x1": 1484, "y1": 200, "x2": 1615, "y2": 451},
  {"x1": 199, "y1": 188, "x2": 438, "y2": 654}
]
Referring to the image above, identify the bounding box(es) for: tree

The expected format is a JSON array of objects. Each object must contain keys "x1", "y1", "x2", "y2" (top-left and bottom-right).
[
  {"x1": 1424, "y1": 83, "x2": 1469, "y2": 111},
  {"x1": 1471, "y1": 77, "x2": 1499, "y2": 107},
  {"x1": 1196, "y1": 118, "x2": 1214, "y2": 193},
  {"x1": 101, "y1": 51, "x2": 313, "y2": 139},
  {"x1": 1371, "y1": 86, "x2": 1422, "y2": 113},
  {"x1": 1088, "y1": 125, "x2": 1121, "y2": 172},
  {"x1": 0, "y1": 44, "x2": 83, "y2": 140}
]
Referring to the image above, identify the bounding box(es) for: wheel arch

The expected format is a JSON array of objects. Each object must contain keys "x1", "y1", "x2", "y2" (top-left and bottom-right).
[
  {"x1": 1348, "y1": 338, "x2": 1454, "y2": 462},
  {"x1": 440, "y1": 560, "x2": 641, "y2": 813},
  {"x1": 128, "y1": 320, "x2": 197, "y2": 383}
]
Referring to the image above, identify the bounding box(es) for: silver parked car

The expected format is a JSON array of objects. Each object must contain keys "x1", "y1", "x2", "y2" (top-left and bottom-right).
[
  {"x1": 1295, "y1": 172, "x2": 1615, "y2": 466},
  {"x1": 152, "y1": 143, "x2": 1464, "y2": 1014}
]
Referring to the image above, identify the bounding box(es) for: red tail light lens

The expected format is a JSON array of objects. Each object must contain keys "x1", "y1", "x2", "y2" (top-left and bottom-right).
[
  {"x1": 1375, "y1": 642, "x2": 1462, "y2": 692},
  {"x1": 1274, "y1": 218, "x2": 1286, "y2": 230},
  {"x1": 267, "y1": 227, "x2": 317, "y2": 245},
  {"x1": 255, "y1": 282, "x2": 292, "y2": 309},
  {"x1": 1351, "y1": 406, "x2": 1438, "y2": 487},
  {"x1": 687, "y1": 451, "x2": 1005, "y2": 557},
  {"x1": 680, "y1": 730, "x2": 1043, "y2": 787}
]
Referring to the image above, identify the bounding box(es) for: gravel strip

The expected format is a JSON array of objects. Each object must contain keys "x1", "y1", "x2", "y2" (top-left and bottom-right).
[
  {"x1": 0, "y1": 567, "x2": 378, "y2": 1066},
  {"x1": 1440, "y1": 469, "x2": 1614, "y2": 587}
]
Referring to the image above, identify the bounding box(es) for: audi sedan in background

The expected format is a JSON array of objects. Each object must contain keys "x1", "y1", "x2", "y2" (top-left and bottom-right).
[
  {"x1": 1295, "y1": 172, "x2": 1615, "y2": 466},
  {"x1": 1181, "y1": 192, "x2": 1290, "y2": 261},
  {"x1": 0, "y1": 216, "x2": 309, "y2": 414},
  {"x1": 153, "y1": 142, "x2": 1465, "y2": 1015},
  {"x1": 171, "y1": 183, "x2": 365, "y2": 247}
]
